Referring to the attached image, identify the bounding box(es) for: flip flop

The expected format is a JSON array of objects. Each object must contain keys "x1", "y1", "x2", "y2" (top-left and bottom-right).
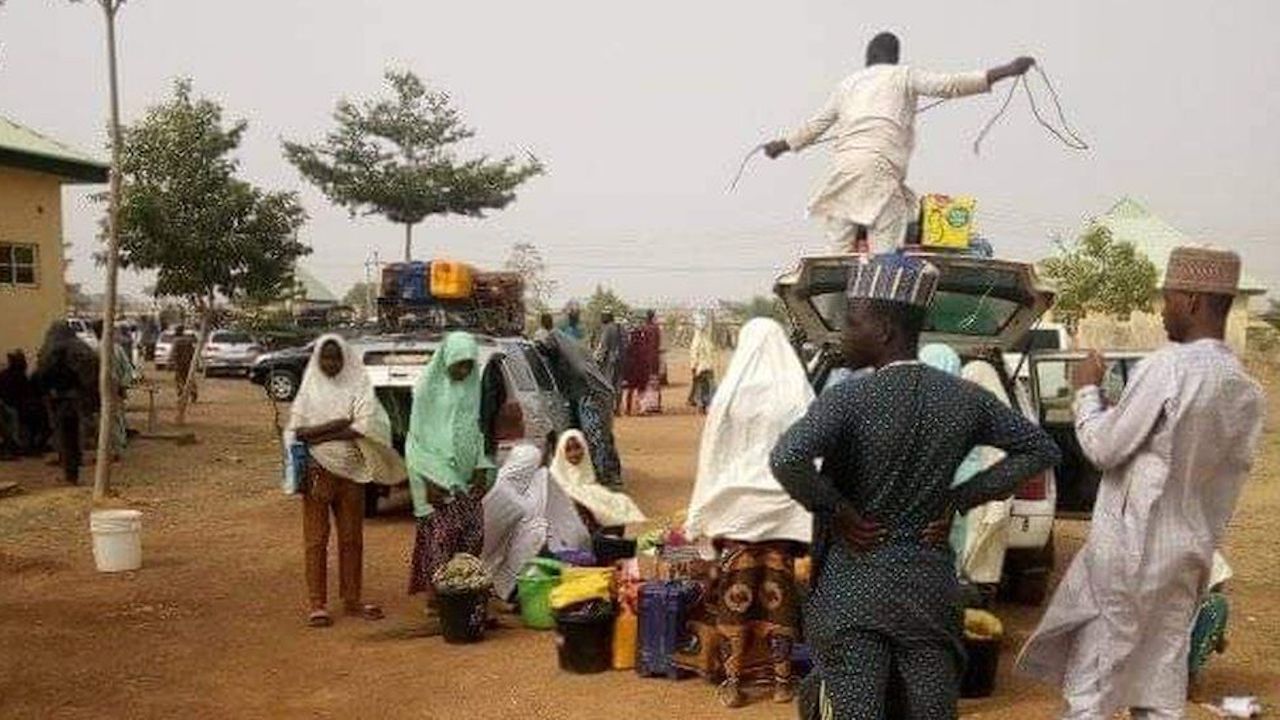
[
  {"x1": 307, "y1": 609, "x2": 333, "y2": 628},
  {"x1": 344, "y1": 603, "x2": 384, "y2": 621}
]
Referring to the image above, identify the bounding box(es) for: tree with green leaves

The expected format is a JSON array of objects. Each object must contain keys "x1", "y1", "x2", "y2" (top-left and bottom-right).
[
  {"x1": 1040, "y1": 224, "x2": 1159, "y2": 336},
  {"x1": 503, "y1": 242, "x2": 557, "y2": 313},
  {"x1": 342, "y1": 281, "x2": 378, "y2": 320},
  {"x1": 284, "y1": 70, "x2": 544, "y2": 261},
  {"x1": 115, "y1": 79, "x2": 309, "y2": 423}
]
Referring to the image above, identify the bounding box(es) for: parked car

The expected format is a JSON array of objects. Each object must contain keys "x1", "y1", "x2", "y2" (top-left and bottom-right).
[
  {"x1": 202, "y1": 330, "x2": 263, "y2": 377},
  {"x1": 776, "y1": 251, "x2": 1068, "y2": 604},
  {"x1": 248, "y1": 342, "x2": 314, "y2": 401},
  {"x1": 1004, "y1": 321, "x2": 1069, "y2": 392},
  {"x1": 356, "y1": 333, "x2": 573, "y2": 515},
  {"x1": 154, "y1": 329, "x2": 197, "y2": 370}
]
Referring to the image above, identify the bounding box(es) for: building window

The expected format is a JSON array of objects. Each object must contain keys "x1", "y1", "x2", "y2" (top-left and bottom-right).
[{"x1": 0, "y1": 243, "x2": 38, "y2": 287}]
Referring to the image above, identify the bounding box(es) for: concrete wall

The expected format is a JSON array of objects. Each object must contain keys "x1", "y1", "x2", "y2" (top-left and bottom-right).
[
  {"x1": 0, "y1": 166, "x2": 67, "y2": 360},
  {"x1": 1073, "y1": 299, "x2": 1250, "y2": 354}
]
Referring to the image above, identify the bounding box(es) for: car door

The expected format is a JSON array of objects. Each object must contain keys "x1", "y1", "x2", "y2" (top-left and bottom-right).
[
  {"x1": 502, "y1": 340, "x2": 573, "y2": 432},
  {"x1": 1027, "y1": 349, "x2": 1148, "y2": 517}
]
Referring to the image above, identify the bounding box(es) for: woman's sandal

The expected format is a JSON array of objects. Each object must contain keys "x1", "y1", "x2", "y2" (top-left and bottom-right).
[
  {"x1": 345, "y1": 603, "x2": 385, "y2": 621},
  {"x1": 307, "y1": 609, "x2": 333, "y2": 628}
]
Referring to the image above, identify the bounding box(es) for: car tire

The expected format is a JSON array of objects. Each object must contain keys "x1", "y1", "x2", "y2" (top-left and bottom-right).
[{"x1": 267, "y1": 370, "x2": 300, "y2": 402}]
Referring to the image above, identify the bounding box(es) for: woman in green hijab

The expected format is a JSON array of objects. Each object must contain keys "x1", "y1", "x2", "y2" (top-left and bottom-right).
[{"x1": 406, "y1": 332, "x2": 495, "y2": 605}]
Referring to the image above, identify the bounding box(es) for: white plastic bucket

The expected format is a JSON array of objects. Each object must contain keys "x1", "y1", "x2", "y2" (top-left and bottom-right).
[{"x1": 90, "y1": 509, "x2": 143, "y2": 573}]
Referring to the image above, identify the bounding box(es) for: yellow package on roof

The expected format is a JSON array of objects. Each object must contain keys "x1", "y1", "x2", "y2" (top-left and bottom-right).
[
  {"x1": 921, "y1": 194, "x2": 976, "y2": 249},
  {"x1": 549, "y1": 567, "x2": 613, "y2": 610}
]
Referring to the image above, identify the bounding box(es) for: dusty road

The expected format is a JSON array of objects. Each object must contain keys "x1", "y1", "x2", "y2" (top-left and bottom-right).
[{"x1": 1, "y1": 363, "x2": 1277, "y2": 718}]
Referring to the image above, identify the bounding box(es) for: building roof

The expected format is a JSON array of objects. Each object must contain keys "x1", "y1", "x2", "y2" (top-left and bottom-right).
[
  {"x1": 0, "y1": 115, "x2": 110, "y2": 183},
  {"x1": 294, "y1": 267, "x2": 338, "y2": 304},
  {"x1": 1095, "y1": 197, "x2": 1266, "y2": 295}
]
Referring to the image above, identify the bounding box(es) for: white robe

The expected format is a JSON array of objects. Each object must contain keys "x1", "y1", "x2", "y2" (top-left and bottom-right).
[
  {"x1": 785, "y1": 64, "x2": 989, "y2": 247},
  {"x1": 685, "y1": 318, "x2": 813, "y2": 544},
  {"x1": 1016, "y1": 340, "x2": 1264, "y2": 718},
  {"x1": 482, "y1": 445, "x2": 590, "y2": 599}
]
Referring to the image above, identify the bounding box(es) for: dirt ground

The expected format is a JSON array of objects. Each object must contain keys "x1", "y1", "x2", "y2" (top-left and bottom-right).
[{"x1": 1, "y1": 360, "x2": 1277, "y2": 719}]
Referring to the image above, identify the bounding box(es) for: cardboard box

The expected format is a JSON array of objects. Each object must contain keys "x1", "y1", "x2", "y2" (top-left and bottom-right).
[{"x1": 921, "y1": 194, "x2": 976, "y2": 249}]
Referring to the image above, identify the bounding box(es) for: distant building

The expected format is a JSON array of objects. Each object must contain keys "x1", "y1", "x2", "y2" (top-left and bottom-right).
[
  {"x1": 0, "y1": 116, "x2": 109, "y2": 358},
  {"x1": 1069, "y1": 198, "x2": 1266, "y2": 354}
]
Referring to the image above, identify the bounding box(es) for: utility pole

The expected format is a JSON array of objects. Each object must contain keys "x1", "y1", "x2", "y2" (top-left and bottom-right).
[
  {"x1": 91, "y1": 0, "x2": 125, "y2": 503},
  {"x1": 363, "y1": 251, "x2": 379, "y2": 321}
]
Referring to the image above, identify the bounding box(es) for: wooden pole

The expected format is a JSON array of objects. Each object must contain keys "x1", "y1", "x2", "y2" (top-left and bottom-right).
[{"x1": 91, "y1": 0, "x2": 124, "y2": 503}]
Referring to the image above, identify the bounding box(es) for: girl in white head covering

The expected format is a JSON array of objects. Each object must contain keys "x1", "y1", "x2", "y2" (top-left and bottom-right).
[
  {"x1": 684, "y1": 318, "x2": 814, "y2": 706},
  {"x1": 549, "y1": 429, "x2": 646, "y2": 529},
  {"x1": 287, "y1": 334, "x2": 405, "y2": 628},
  {"x1": 481, "y1": 442, "x2": 591, "y2": 601}
]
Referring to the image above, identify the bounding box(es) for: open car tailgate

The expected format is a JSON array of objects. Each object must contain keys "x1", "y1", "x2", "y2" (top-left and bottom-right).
[{"x1": 775, "y1": 252, "x2": 1056, "y2": 355}]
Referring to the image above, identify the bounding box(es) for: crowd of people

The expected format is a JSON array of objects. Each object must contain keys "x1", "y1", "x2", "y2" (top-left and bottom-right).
[
  {"x1": 282, "y1": 244, "x2": 1263, "y2": 719},
  {"x1": 1, "y1": 319, "x2": 138, "y2": 481}
]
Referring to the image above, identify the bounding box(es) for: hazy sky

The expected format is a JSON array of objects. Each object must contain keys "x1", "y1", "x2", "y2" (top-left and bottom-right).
[{"x1": 2, "y1": 1, "x2": 1277, "y2": 307}]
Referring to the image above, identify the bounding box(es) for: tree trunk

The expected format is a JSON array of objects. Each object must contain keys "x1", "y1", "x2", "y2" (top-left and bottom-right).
[
  {"x1": 403, "y1": 223, "x2": 413, "y2": 262},
  {"x1": 91, "y1": 0, "x2": 124, "y2": 504},
  {"x1": 175, "y1": 296, "x2": 213, "y2": 426}
]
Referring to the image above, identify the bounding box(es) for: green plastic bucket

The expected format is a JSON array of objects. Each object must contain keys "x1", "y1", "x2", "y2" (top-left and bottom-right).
[{"x1": 518, "y1": 558, "x2": 564, "y2": 630}]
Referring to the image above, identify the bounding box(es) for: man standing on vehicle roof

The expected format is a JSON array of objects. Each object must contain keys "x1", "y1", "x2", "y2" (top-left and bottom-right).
[
  {"x1": 770, "y1": 253, "x2": 1059, "y2": 719},
  {"x1": 763, "y1": 32, "x2": 1035, "y2": 253},
  {"x1": 1017, "y1": 246, "x2": 1265, "y2": 720}
]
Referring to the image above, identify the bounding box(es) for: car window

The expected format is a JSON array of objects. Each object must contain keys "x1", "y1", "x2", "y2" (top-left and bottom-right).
[
  {"x1": 502, "y1": 352, "x2": 538, "y2": 393},
  {"x1": 1012, "y1": 328, "x2": 1062, "y2": 353},
  {"x1": 1035, "y1": 357, "x2": 1143, "y2": 424},
  {"x1": 520, "y1": 346, "x2": 557, "y2": 392},
  {"x1": 159, "y1": 333, "x2": 175, "y2": 343},
  {"x1": 364, "y1": 350, "x2": 434, "y2": 366},
  {"x1": 806, "y1": 263, "x2": 1025, "y2": 337},
  {"x1": 212, "y1": 331, "x2": 252, "y2": 344}
]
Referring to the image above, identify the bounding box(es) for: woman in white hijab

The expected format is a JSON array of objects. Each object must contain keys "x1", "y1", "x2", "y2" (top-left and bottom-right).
[
  {"x1": 481, "y1": 442, "x2": 591, "y2": 601},
  {"x1": 684, "y1": 318, "x2": 814, "y2": 707},
  {"x1": 287, "y1": 335, "x2": 405, "y2": 628},
  {"x1": 549, "y1": 429, "x2": 646, "y2": 531}
]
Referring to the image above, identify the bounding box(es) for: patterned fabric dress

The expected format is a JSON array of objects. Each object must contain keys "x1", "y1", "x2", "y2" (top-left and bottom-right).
[{"x1": 770, "y1": 362, "x2": 1060, "y2": 719}]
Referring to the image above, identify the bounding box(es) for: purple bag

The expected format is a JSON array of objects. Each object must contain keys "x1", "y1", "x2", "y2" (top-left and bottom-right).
[
  {"x1": 636, "y1": 580, "x2": 702, "y2": 679},
  {"x1": 554, "y1": 549, "x2": 597, "y2": 567}
]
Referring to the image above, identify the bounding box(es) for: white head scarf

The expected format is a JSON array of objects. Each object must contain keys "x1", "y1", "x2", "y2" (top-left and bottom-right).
[
  {"x1": 287, "y1": 334, "x2": 405, "y2": 485},
  {"x1": 549, "y1": 430, "x2": 646, "y2": 527},
  {"x1": 685, "y1": 318, "x2": 813, "y2": 544}
]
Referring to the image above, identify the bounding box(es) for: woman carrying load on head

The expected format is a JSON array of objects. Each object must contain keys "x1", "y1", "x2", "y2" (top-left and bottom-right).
[
  {"x1": 287, "y1": 334, "x2": 404, "y2": 628},
  {"x1": 685, "y1": 318, "x2": 814, "y2": 707},
  {"x1": 405, "y1": 332, "x2": 494, "y2": 619}
]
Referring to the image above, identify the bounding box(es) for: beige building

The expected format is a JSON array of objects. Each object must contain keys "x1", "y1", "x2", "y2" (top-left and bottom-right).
[
  {"x1": 0, "y1": 116, "x2": 108, "y2": 359},
  {"x1": 1068, "y1": 198, "x2": 1266, "y2": 354}
]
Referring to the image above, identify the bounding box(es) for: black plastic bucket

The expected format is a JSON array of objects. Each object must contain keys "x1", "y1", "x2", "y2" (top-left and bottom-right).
[
  {"x1": 555, "y1": 607, "x2": 616, "y2": 674},
  {"x1": 961, "y1": 637, "x2": 1000, "y2": 699},
  {"x1": 592, "y1": 534, "x2": 637, "y2": 567},
  {"x1": 437, "y1": 589, "x2": 488, "y2": 644}
]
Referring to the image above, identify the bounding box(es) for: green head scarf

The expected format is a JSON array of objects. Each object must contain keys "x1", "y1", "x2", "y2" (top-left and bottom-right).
[{"x1": 406, "y1": 332, "x2": 491, "y2": 516}]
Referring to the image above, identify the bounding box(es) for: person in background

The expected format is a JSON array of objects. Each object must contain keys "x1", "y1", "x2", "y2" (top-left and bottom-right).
[
  {"x1": 481, "y1": 442, "x2": 591, "y2": 603},
  {"x1": 140, "y1": 316, "x2": 159, "y2": 362},
  {"x1": 685, "y1": 318, "x2": 814, "y2": 707},
  {"x1": 35, "y1": 321, "x2": 98, "y2": 482},
  {"x1": 687, "y1": 311, "x2": 717, "y2": 415},
  {"x1": 534, "y1": 312, "x2": 555, "y2": 344},
  {"x1": 108, "y1": 331, "x2": 134, "y2": 458},
  {"x1": 171, "y1": 325, "x2": 197, "y2": 404},
  {"x1": 0, "y1": 350, "x2": 51, "y2": 455},
  {"x1": 594, "y1": 311, "x2": 626, "y2": 413},
  {"x1": 560, "y1": 301, "x2": 585, "y2": 342},
  {"x1": 288, "y1": 335, "x2": 402, "y2": 628},
  {"x1": 624, "y1": 310, "x2": 662, "y2": 416},
  {"x1": 548, "y1": 429, "x2": 645, "y2": 535},
  {"x1": 405, "y1": 332, "x2": 493, "y2": 623},
  {"x1": 763, "y1": 32, "x2": 1034, "y2": 253},
  {"x1": 539, "y1": 330, "x2": 624, "y2": 487},
  {"x1": 770, "y1": 254, "x2": 1059, "y2": 719},
  {"x1": 1017, "y1": 247, "x2": 1265, "y2": 720}
]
